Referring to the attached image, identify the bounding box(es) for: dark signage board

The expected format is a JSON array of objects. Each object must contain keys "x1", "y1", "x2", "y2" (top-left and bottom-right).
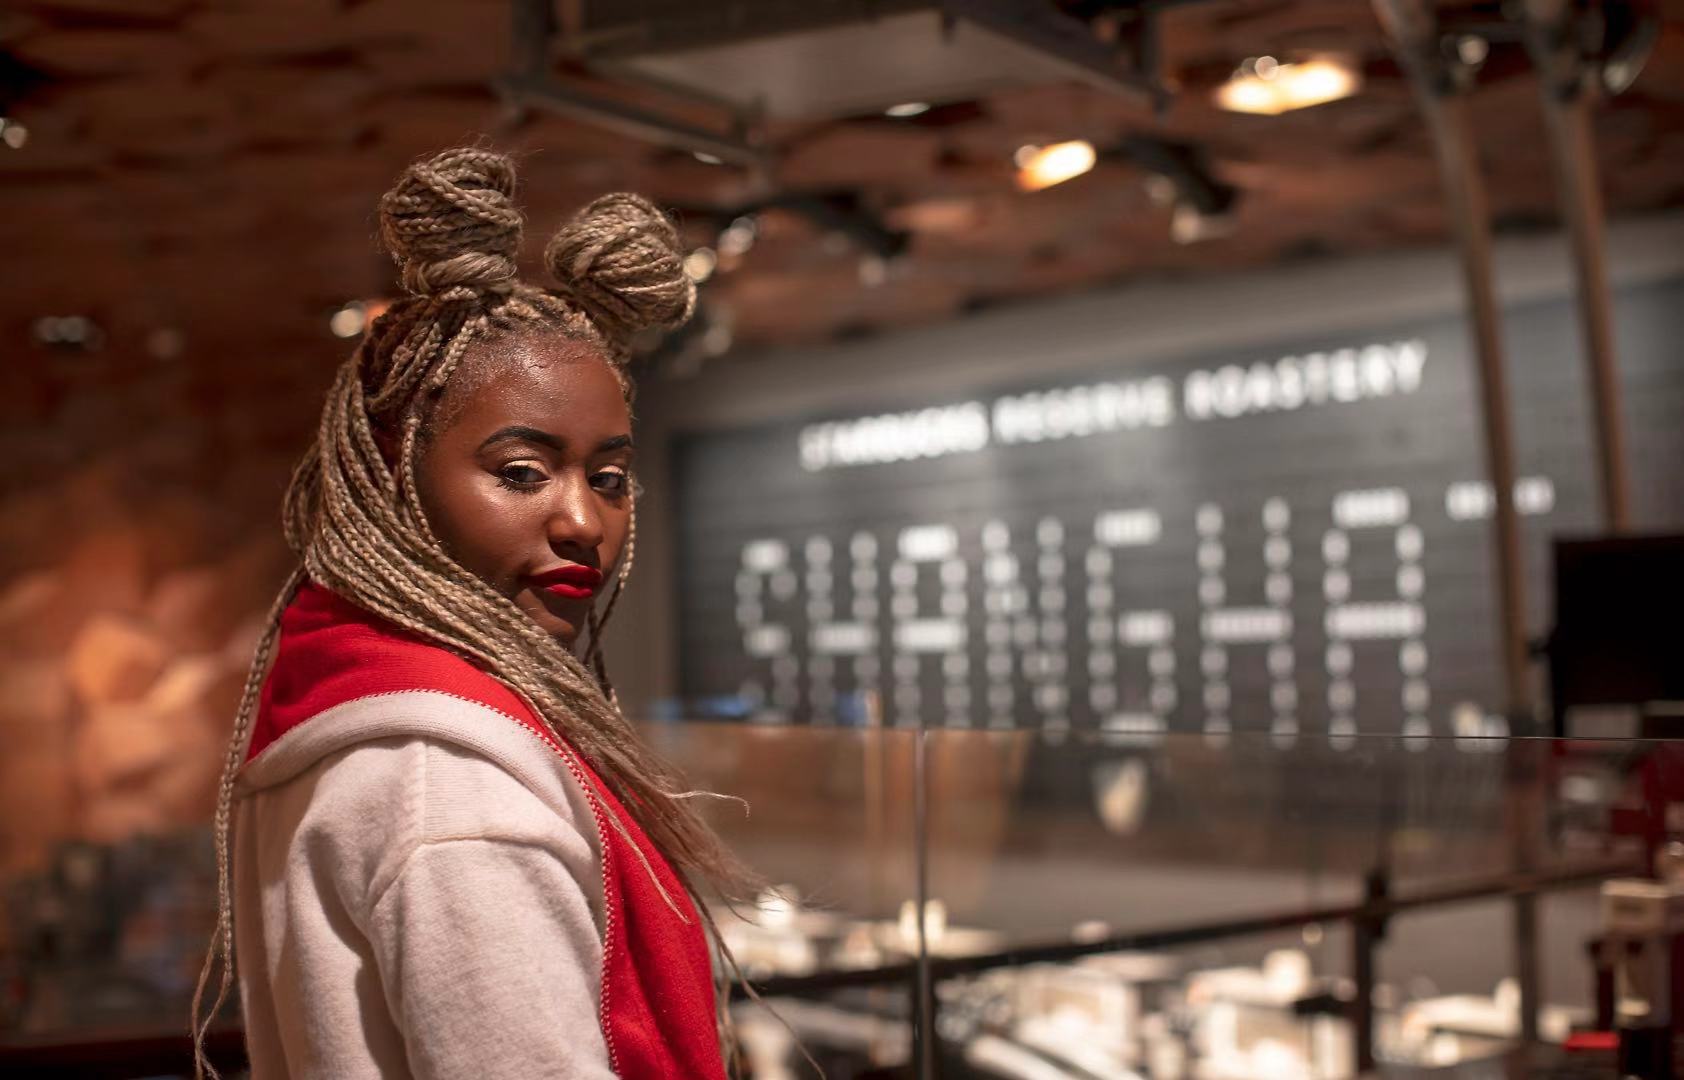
[{"x1": 673, "y1": 279, "x2": 1684, "y2": 740}]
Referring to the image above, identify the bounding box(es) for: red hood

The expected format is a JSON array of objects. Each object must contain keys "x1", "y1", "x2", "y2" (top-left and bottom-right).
[{"x1": 247, "y1": 581, "x2": 538, "y2": 764}]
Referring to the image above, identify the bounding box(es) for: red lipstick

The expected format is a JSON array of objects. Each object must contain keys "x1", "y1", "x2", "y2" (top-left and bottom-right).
[{"x1": 531, "y1": 564, "x2": 604, "y2": 600}]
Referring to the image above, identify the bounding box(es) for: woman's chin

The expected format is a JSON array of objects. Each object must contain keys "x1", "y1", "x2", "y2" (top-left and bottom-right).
[{"x1": 520, "y1": 590, "x2": 588, "y2": 647}]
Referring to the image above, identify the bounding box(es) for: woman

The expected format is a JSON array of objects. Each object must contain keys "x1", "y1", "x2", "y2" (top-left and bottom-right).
[{"x1": 191, "y1": 148, "x2": 748, "y2": 1079}]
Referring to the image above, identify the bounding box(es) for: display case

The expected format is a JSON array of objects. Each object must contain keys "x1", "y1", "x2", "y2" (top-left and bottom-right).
[{"x1": 2, "y1": 722, "x2": 1673, "y2": 1079}]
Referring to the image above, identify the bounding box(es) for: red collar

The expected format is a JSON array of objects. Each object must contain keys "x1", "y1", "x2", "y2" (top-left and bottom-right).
[{"x1": 248, "y1": 582, "x2": 537, "y2": 763}]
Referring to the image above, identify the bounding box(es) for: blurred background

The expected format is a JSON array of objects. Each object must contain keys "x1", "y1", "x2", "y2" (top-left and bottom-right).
[{"x1": 2, "y1": 1, "x2": 1683, "y2": 1077}]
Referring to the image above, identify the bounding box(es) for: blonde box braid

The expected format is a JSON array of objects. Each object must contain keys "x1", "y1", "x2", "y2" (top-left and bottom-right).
[{"x1": 191, "y1": 148, "x2": 757, "y2": 1078}]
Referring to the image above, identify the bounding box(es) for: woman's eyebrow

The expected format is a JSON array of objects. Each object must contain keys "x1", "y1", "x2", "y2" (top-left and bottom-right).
[
  {"x1": 597, "y1": 434, "x2": 634, "y2": 453},
  {"x1": 478, "y1": 425, "x2": 563, "y2": 452}
]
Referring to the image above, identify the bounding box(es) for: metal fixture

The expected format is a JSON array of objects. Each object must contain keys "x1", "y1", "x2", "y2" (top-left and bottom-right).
[
  {"x1": 496, "y1": 0, "x2": 766, "y2": 167},
  {"x1": 1515, "y1": 0, "x2": 1659, "y2": 533},
  {"x1": 1374, "y1": 0, "x2": 1540, "y2": 1056}
]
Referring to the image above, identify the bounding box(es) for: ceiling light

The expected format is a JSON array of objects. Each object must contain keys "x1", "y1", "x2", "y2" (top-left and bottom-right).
[
  {"x1": 717, "y1": 215, "x2": 757, "y2": 258},
  {"x1": 0, "y1": 118, "x2": 27, "y2": 150},
  {"x1": 1014, "y1": 140, "x2": 1097, "y2": 192},
  {"x1": 683, "y1": 247, "x2": 718, "y2": 283},
  {"x1": 884, "y1": 101, "x2": 930, "y2": 118},
  {"x1": 1171, "y1": 203, "x2": 1235, "y2": 245},
  {"x1": 1142, "y1": 174, "x2": 1177, "y2": 207},
  {"x1": 1215, "y1": 56, "x2": 1360, "y2": 116},
  {"x1": 692, "y1": 150, "x2": 724, "y2": 166},
  {"x1": 329, "y1": 302, "x2": 367, "y2": 338},
  {"x1": 1456, "y1": 35, "x2": 1489, "y2": 67},
  {"x1": 328, "y1": 299, "x2": 390, "y2": 338}
]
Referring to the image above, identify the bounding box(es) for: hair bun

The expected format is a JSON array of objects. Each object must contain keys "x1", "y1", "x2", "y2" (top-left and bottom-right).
[
  {"x1": 379, "y1": 148, "x2": 523, "y2": 297},
  {"x1": 544, "y1": 193, "x2": 696, "y2": 345}
]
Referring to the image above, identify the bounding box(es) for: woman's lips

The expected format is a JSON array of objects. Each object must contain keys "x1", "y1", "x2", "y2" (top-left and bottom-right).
[{"x1": 531, "y1": 565, "x2": 603, "y2": 600}]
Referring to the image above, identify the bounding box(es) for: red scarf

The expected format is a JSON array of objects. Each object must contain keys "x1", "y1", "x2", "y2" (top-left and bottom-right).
[{"x1": 247, "y1": 582, "x2": 728, "y2": 1080}]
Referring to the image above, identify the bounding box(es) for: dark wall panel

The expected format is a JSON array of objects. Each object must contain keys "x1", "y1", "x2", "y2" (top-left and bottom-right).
[{"x1": 673, "y1": 279, "x2": 1684, "y2": 737}]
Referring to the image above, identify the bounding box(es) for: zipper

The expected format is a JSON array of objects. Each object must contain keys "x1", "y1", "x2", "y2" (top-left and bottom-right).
[{"x1": 433, "y1": 691, "x2": 628, "y2": 1080}]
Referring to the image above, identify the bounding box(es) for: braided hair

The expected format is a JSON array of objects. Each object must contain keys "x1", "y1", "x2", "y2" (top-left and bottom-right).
[{"x1": 190, "y1": 148, "x2": 754, "y2": 1077}]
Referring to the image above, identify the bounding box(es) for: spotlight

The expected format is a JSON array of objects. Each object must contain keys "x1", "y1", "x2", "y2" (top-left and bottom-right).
[
  {"x1": 884, "y1": 101, "x2": 930, "y2": 118},
  {"x1": 1456, "y1": 35, "x2": 1490, "y2": 67},
  {"x1": 0, "y1": 118, "x2": 27, "y2": 150},
  {"x1": 329, "y1": 302, "x2": 367, "y2": 339},
  {"x1": 717, "y1": 215, "x2": 757, "y2": 258},
  {"x1": 691, "y1": 150, "x2": 724, "y2": 166},
  {"x1": 1597, "y1": 3, "x2": 1660, "y2": 95},
  {"x1": 1171, "y1": 203, "x2": 1234, "y2": 245},
  {"x1": 1014, "y1": 140, "x2": 1097, "y2": 192},
  {"x1": 325, "y1": 299, "x2": 390, "y2": 339},
  {"x1": 1117, "y1": 135, "x2": 1239, "y2": 228},
  {"x1": 683, "y1": 247, "x2": 718, "y2": 284},
  {"x1": 1215, "y1": 56, "x2": 1361, "y2": 115},
  {"x1": 1142, "y1": 174, "x2": 1177, "y2": 207}
]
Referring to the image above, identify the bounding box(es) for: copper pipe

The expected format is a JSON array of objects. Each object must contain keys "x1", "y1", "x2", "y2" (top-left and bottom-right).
[{"x1": 1525, "y1": 0, "x2": 1633, "y2": 531}]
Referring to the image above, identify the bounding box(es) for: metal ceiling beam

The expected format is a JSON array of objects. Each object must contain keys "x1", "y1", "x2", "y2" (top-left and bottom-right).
[
  {"x1": 497, "y1": 73, "x2": 767, "y2": 167},
  {"x1": 941, "y1": 0, "x2": 1155, "y2": 102},
  {"x1": 497, "y1": 0, "x2": 767, "y2": 168}
]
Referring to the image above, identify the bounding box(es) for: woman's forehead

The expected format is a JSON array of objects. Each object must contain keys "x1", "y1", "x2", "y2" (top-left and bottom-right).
[{"x1": 452, "y1": 335, "x2": 629, "y2": 435}]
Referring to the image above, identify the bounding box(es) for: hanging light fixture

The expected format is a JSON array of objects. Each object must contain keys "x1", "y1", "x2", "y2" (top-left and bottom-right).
[
  {"x1": 1014, "y1": 140, "x2": 1097, "y2": 192},
  {"x1": 1215, "y1": 56, "x2": 1361, "y2": 116}
]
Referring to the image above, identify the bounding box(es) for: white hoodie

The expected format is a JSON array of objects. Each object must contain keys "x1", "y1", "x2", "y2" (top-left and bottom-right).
[{"x1": 232, "y1": 689, "x2": 618, "y2": 1079}]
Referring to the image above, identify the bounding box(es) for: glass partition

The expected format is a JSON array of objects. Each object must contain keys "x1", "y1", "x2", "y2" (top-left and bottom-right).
[
  {"x1": 913, "y1": 729, "x2": 1660, "y2": 1079},
  {"x1": 643, "y1": 721, "x2": 924, "y2": 1079},
  {"x1": 3, "y1": 725, "x2": 1671, "y2": 1079}
]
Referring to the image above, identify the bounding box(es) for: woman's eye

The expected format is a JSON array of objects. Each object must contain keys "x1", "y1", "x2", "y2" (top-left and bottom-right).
[
  {"x1": 592, "y1": 468, "x2": 630, "y2": 496},
  {"x1": 497, "y1": 463, "x2": 548, "y2": 487}
]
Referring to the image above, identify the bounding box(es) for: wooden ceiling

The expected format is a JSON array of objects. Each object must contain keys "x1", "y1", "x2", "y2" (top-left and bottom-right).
[{"x1": 3, "y1": 0, "x2": 1682, "y2": 373}]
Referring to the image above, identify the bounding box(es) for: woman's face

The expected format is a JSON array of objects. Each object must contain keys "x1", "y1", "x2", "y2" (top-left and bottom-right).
[{"x1": 414, "y1": 334, "x2": 633, "y2": 647}]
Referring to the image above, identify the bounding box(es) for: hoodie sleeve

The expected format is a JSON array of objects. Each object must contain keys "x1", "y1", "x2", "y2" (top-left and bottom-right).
[{"x1": 362, "y1": 740, "x2": 615, "y2": 1080}]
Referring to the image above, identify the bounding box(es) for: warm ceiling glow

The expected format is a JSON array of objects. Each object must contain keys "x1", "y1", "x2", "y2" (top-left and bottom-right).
[
  {"x1": 329, "y1": 304, "x2": 366, "y2": 338},
  {"x1": 1014, "y1": 140, "x2": 1097, "y2": 192},
  {"x1": 683, "y1": 247, "x2": 717, "y2": 283},
  {"x1": 328, "y1": 299, "x2": 389, "y2": 338},
  {"x1": 1215, "y1": 57, "x2": 1360, "y2": 116}
]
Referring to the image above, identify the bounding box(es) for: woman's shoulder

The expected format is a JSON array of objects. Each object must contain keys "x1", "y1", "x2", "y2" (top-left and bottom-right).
[
  {"x1": 310, "y1": 731, "x2": 598, "y2": 853},
  {"x1": 247, "y1": 728, "x2": 603, "y2": 918}
]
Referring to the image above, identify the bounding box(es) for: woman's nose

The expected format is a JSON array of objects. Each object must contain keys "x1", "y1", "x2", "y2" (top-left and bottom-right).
[{"x1": 546, "y1": 473, "x2": 605, "y2": 553}]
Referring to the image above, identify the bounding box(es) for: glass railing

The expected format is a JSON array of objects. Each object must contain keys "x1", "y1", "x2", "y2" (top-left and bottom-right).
[{"x1": 3, "y1": 722, "x2": 1671, "y2": 1078}]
